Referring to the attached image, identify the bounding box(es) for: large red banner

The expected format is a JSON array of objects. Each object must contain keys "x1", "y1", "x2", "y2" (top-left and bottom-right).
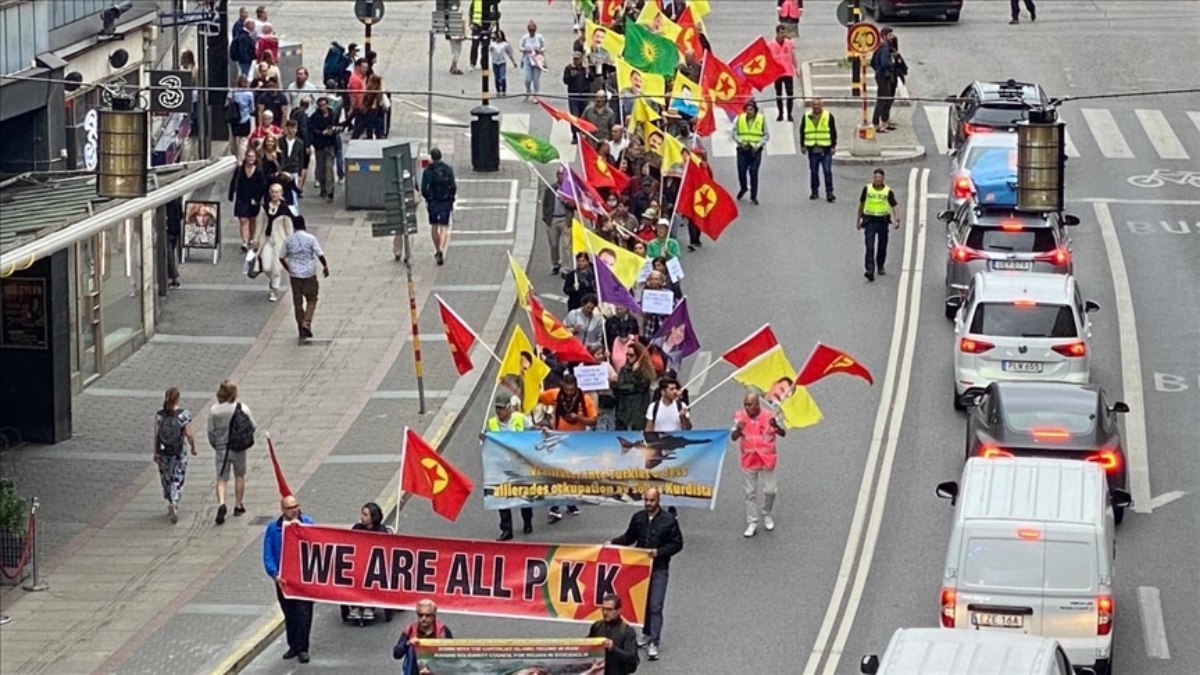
[{"x1": 278, "y1": 524, "x2": 654, "y2": 625}]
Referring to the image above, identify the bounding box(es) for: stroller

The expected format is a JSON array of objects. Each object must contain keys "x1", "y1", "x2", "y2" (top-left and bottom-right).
[{"x1": 339, "y1": 503, "x2": 397, "y2": 626}]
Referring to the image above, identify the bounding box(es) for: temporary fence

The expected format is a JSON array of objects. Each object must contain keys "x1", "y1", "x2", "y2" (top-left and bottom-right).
[{"x1": 0, "y1": 497, "x2": 48, "y2": 592}]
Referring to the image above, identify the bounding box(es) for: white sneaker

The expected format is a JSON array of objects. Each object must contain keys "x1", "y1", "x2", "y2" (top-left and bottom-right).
[
  {"x1": 764, "y1": 515, "x2": 775, "y2": 531},
  {"x1": 743, "y1": 523, "x2": 757, "y2": 538},
  {"x1": 348, "y1": 607, "x2": 361, "y2": 620},
  {"x1": 362, "y1": 607, "x2": 375, "y2": 621},
  {"x1": 268, "y1": 290, "x2": 277, "y2": 302}
]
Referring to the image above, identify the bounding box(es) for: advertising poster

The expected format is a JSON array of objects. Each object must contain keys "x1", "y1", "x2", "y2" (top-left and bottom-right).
[
  {"x1": 0, "y1": 278, "x2": 48, "y2": 349},
  {"x1": 183, "y1": 200, "x2": 220, "y2": 249}
]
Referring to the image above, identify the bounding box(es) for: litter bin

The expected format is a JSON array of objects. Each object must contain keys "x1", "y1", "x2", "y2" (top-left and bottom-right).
[{"x1": 470, "y1": 105, "x2": 500, "y2": 173}]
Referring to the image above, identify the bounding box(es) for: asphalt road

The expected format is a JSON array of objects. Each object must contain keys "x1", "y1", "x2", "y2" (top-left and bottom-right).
[{"x1": 245, "y1": 2, "x2": 1200, "y2": 673}]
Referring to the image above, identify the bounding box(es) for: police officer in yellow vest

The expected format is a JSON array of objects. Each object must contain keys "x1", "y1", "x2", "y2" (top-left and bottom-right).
[
  {"x1": 733, "y1": 99, "x2": 769, "y2": 205},
  {"x1": 482, "y1": 394, "x2": 534, "y2": 540},
  {"x1": 800, "y1": 98, "x2": 839, "y2": 202},
  {"x1": 467, "y1": 0, "x2": 484, "y2": 70},
  {"x1": 856, "y1": 168, "x2": 901, "y2": 282}
]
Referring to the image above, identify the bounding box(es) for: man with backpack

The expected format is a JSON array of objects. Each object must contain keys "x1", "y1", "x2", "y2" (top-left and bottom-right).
[
  {"x1": 229, "y1": 20, "x2": 256, "y2": 78},
  {"x1": 206, "y1": 380, "x2": 258, "y2": 525},
  {"x1": 420, "y1": 147, "x2": 457, "y2": 266},
  {"x1": 645, "y1": 378, "x2": 691, "y2": 433}
]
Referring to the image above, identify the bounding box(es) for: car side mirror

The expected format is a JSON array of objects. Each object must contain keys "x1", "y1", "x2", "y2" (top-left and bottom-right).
[
  {"x1": 937, "y1": 209, "x2": 955, "y2": 223},
  {"x1": 1110, "y1": 488, "x2": 1133, "y2": 509},
  {"x1": 936, "y1": 481, "x2": 959, "y2": 504},
  {"x1": 860, "y1": 655, "x2": 880, "y2": 675},
  {"x1": 958, "y1": 391, "x2": 981, "y2": 408},
  {"x1": 1062, "y1": 214, "x2": 1081, "y2": 226},
  {"x1": 1111, "y1": 401, "x2": 1130, "y2": 414},
  {"x1": 1085, "y1": 300, "x2": 1101, "y2": 313}
]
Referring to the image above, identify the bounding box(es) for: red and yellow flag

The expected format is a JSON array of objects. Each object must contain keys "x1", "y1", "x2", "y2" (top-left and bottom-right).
[
  {"x1": 528, "y1": 296, "x2": 597, "y2": 364},
  {"x1": 437, "y1": 295, "x2": 477, "y2": 375},
  {"x1": 797, "y1": 343, "x2": 875, "y2": 386},
  {"x1": 677, "y1": 159, "x2": 737, "y2": 241},
  {"x1": 701, "y1": 51, "x2": 752, "y2": 118},
  {"x1": 729, "y1": 36, "x2": 786, "y2": 92},
  {"x1": 675, "y1": 6, "x2": 703, "y2": 56},
  {"x1": 722, "y1": 324, "x2": 780, "y2": 368},
  {"x1": 536, "y1": 97, "x2": 598, "y2": 134},
  {"x1": 580, "y1": 139, "x2": 631, "y2": 193},
  {"x1": 401, "y1": 428, "x2": 474, "y2": 521}
]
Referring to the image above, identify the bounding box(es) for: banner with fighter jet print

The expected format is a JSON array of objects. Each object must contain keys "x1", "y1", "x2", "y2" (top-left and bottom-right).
[{"x1": 480, "y1": 429, "x2": 729, "y2": 510}]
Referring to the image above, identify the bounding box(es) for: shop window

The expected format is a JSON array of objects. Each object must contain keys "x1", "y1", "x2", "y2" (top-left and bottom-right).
[{"x1": 99, "y1": 218, "x2": 143, "y2": 353}]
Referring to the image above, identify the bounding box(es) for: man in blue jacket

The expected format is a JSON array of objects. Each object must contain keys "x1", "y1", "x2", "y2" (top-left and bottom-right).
[{"x1": 263, "y1": 495, "x2": 315, "y2": 663}]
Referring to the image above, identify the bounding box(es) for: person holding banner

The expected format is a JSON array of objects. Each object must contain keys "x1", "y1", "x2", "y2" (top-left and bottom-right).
[
  {"x1": 731, "y1": 391, "x2": 787, "y2": 538},
  {"x1": 587, "y1": 593, "x2": 641, "y2": 675},
  {"x1": 483, "y1": 395, "x2": 535, "y2": 541},
  {"x1": 262, "y1": 495, "x2": 315, "y2": 663},
  {"x1": 393, "y1": 599, "x2": 454, "y2": 675},
  {"x1": 538, "y1": 373, "x2": 597, "y2": 521}
]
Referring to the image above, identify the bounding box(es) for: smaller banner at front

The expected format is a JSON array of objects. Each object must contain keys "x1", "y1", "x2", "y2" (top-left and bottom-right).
[
  {"x1": 279, "y1": 525, "x2": 653, "y2": 625},
  {"x1": 481, "y1": 430, "x2": 729, "y2": 511},
  {"x1": 413, "y1": 638, "x2": 606, "y2": 674}
]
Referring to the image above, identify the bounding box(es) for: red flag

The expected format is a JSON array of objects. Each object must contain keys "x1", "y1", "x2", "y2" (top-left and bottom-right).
[
  {"x1": 580, "y1": 140, "x2": 630, "y2": 193},
  {"x1": 677, "y1": 159, "x2": 738, "y2": 240},
  {"x1": 437, "y1": 296, "x2": 477, "y2": 375},
  {"x1": 729, "y1": 36, "x2": 786, "y2": 92},
  {"x1": 675, "y1": 7, "x2": 703, "y2": 56},
  {"x1": 528, "y1": 295, "x2": 597, "y2": 364},
  {"x1": 797, "y1": 343, "x2": 875, "y2": 386},
  {"x1": 536, "y1": 97, "x2": 598, "y2": 134},
  {"x1": 401, "y1": 428, "x2": 474, "y2": 521},
  {"x1": 266, "y1": 434, "x2": 293, "y2": 498},
  {"x1": 722, "y1": 325, "x2": 779, "y2": 368},
  {"x1": 702, "y1": 51, "x2": 752, "y2": 117},
  {"x1": 598, "y1": 0, "x2": 620, "y2": 24}
]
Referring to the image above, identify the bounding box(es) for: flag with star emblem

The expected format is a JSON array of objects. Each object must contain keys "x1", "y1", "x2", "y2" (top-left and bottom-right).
[
  {"x1": 437, "y1": 295, "x2": 478, "y2": 375},
  {"x1": 528, "y1": 295, "x2": 597, "y2": 364},
  {"x1": 675, "y1": 6, "x2": 704, "y2": 55},
  {"x1": 701, "y1": 50, "x2": 752, "y2": 117},
  {"x1": 677, "y1": 158, "x2": 737, "y2": 240},
  {"x1": 536, "y1": 97, "x2": 598, "y2": 134},
  {"x1": 622, "y1": 19, "x2": 680, "y2": 78},
  {"x1": 580, "y1": 139, "x2": 630, "y2": 192},
  {"x1": 500, "y1": 131, "x2": 559, "y2": 164},
  {"x1": 797, "y1": 343, "x2": 875, "y2": 386},
  {"x1": 401, "y1": 427, "x2": 473, "y2": 521},
  {"x1": 729, "y1": 36, "x2": 786, "y2": 92}
]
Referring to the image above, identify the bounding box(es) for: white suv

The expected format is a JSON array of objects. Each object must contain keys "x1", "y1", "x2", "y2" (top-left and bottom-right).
[{"x1": 952, "y1": 273, "x2": 1098, "y2": 410}]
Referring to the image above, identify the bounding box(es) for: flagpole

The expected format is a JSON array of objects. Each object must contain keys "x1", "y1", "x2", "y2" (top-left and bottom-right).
[
  {"x1": 581, "y1": 222, "x2": 611, "y2": 354},
  {"x1": 396, "y1": 428, "x2": 408, "y2": 531},
  {"x1": 435, "y1": 294, "x2": 503, "y2": 365},
  {"x1": 689, "y1": 344, "x2": 775, "y2": 407},
  {"x1": 681, "y1": 355, "x2": 721, "y2": 392}
]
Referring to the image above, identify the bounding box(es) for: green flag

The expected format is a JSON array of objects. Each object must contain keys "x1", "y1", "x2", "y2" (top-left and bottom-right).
[
  {"x1": 579, "y1": 0, "x2": 595, "y2": 17},
  {"x1": 500, "y1": 131, "x2": 560, "y2": 164},
  {"x1": 622, "y1": 19, "x2": 679, "y2": 78}
]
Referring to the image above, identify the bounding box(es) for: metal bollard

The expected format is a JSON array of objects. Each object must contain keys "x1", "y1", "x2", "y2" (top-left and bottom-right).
[{"x1": 21, "y1": 498, "x2": 47, "y2": 592}]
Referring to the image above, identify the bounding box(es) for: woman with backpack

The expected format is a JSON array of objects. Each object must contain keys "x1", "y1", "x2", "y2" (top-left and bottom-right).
[
  {"x1": 206, "y1": 380, "x2": 257, "y2": 525},
  {"x1": 154, "y1": 387, "x2": 197, "y2": 524}
]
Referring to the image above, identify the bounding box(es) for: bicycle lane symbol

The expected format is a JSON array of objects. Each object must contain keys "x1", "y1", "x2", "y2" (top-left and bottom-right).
[{"x1": 1127, "y1": 169, "x2": 1200, "y2": 189}]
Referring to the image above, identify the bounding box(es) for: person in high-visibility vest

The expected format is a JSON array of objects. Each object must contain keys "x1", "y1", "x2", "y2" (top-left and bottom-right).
[
  {"x1": 467, "y1": 0, "x2": 484, "y2": 69},
  {"x1": 481, "y1": 394, "x2": 534, "y2": 540},
  {"x1": 855, "y1": 169, "x2": 901, "y2": 282},
  {"x1": 732, "y1": 100, "x2": 770, "y2": 204},
  {"x1": 800, "y1": 98, "x2": 838, "y2": 202}
]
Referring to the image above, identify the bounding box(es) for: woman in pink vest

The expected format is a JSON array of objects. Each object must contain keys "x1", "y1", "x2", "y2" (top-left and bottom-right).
[
  {"x1": 731, "y1": 391, "x2": 787, "y2": 538},
  {"x1": 778, "y1": 0, "x2": 802, "y2": 29}
]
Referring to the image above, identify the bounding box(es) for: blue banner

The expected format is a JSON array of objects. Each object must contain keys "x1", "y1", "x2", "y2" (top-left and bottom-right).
[{"x1": 481, "y1": 429, "x2": 730, "y2": 510}]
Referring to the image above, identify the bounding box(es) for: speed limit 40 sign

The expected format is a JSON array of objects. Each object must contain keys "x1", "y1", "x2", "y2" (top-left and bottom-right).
[{"x1": 847, "y1": 22, "x2": 881, "y2": 55}]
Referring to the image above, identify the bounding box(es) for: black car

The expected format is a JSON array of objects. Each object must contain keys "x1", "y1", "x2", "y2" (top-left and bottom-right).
[
  {"x1": 945, "y1": 79, "x2": 1050, "y2": 151},
  {"x1": 862, "y1": 0, "x2": 962, "y2": 22},
  {"x1": 962, "y1": 381, "x2": 1131, "y2": 523}
]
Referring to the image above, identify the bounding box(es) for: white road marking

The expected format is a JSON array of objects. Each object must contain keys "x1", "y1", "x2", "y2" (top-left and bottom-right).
[
  {"x1": 1148, "y1": 490, "x2": 1188, "y2": 510},
  {"x1": 1138, "y1": 586, "x2": 1172, "y2": 659},
  {"x1": 765, "y1": 118, "x2": 797, "y2": 156},
  {"x1": 803, "y1": 168, "x2": 926, "y2": 675},
  {"x1": 710, "y1": 113, "x2": 739, "y2": 158},
  {"x1": 1063, "y1": 128, "x2": 1080, "y2": 158},
  {"x1": 499, "y1": 113, "x2": 531, "y2": 162},
  {"x1": 1189, "y1": 112, "x2": 1200, "y2": 136},
  {"x1": 150, "y1": 334, "x2": 258, "y2": 345},
  {"x1": 1135, "y1": 109, "x2": 1189, "y2": 160},
  {"x1": 410, "y1": 110, "x2": 469, "y2": 127},
  {"x1": 548, "y1": 121, "x2": 578, "y2": 163},
  {"x1": 823, "y1": 168, "x2": 929, "y2": 675},
  {"x1": 1081, "y1": 108, "x2": 1135, "y2": 159},
  {"x1": 1093, "y1": 201, "x2": 1152, "y2": 512},
  {"x1": 686, "y1": 351, "x2": 713, "y2": 395},
  {"x1": 923, "y1": 104, "x2": 951, "y2": 155}
]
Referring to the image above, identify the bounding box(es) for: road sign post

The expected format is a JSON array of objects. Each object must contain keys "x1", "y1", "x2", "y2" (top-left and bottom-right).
[
  {"x1": 355, "y1": 0, "x2": 385, "y2": 63},
  {"x1": 846, "y1": 18, "x2": 881, "y2": 157},
  {"x1": 381, "y1": 142, "x2": 427, "y2": 414}
]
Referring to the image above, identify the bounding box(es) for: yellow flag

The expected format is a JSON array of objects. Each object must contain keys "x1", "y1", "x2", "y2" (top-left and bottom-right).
[
  {"x1": 583, "y1": 18, "x2": 624, "y2": 64},
  {"x1": 636, "y1": 1, "x2": 682, "y2": 40},
  {"x1": 571, "y1": 219, "x2": 646, "y2": 288},
  {"x1": 507, "y1": 252, "x2": 533, "y2": 310},
  {"x1": 497, "y1": 326, "x2": 550, "y2": 414},
  {"x1": 631, "y1": 95, "x2": 661, "y2": 126},
  {"x1": 688, "y1": 1, "x2": 711, "y2": 17},
  {"x1": 616, "y1": 57, "x2": 666, "y2": 103},
  {"x1": 641, "y1": 121, "x2": 667, "y2": 158},
  {"x1": 732, "y1": 346, "x2": 824, "y2": 429},
  {"x1": 660, "y1": 132, "x2": 686, "y2": 177}
]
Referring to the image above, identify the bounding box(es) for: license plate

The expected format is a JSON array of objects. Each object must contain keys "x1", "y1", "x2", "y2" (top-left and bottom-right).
[
  {"x1": 973, "y1": 612, "x2": 1024, "y2": 628},
  {"x1": 991, "y1": 260, "x2": 1032, "y2": 271},
  {"x1": 1003, "y1": 361, "x2": 1043, "y2": 373}
]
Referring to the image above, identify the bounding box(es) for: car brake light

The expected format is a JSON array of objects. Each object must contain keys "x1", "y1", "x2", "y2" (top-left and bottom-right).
[
  {"x1": 981, "y1": 445, "x2": 1014, "y2": 459},
  {"x1": 1033, "y1": 248, "x2": 1070, "y2": 266},
  {"x1": 940, "y1": 588, "x2": 957, "y2": 628},
  {"x1": 999, "y1": 220, "x2": 1024, "y2": 232},
  {"x1": 1097, "y1": 595, "x2": 1113, "y2": 636},
  {"x1": 1017, "y1": 528, "x2": 1041, "y2": 540},
  {"x1": 1087, "y1": 449, "x2": 1121, "y2": 472},
  {"x1": 1013, "y1": 298, "x2": 1037, "y2": 307},
  {"x1": 1031, "y1": 427, "x2": 1071, "y2": 441},
  {"x1": 951, "y1": 245, "x2": 986, "y2": 263},
  {"x1": 1051, "y1": 341, "x2": 1087, "y2": 357},
  {"x1": 959, "y1": 337, "x2": 995, "y2": 354},
  {"x1": 963, "y1": 122, "x2": 992, "y2": 136},
  {"x1": 953, "y1": 176, "x2": 973, "y2": 199}
]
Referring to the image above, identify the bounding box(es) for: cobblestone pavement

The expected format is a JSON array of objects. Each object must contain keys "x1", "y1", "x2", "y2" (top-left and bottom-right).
[{"x1": 0, "y1": 15, "x2": 540, "y2": 668}]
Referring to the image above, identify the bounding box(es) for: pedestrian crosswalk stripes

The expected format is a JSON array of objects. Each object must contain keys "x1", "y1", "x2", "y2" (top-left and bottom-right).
[
  {"x1": 548, "y1": 121, "x2": 577, "y2": 163},
  {"x1": 1190, "y1": 112, "x2": 1200, "y2": 136},
  {"x1": 1136, "y1": 109, "x2": 1189, "y2": 160},
  {"x1": 1080, "y1": 108, "x2": 1135, "y2": 159},
  {"x1": 1063, "y1": 128, "x2": 1080, "y2": 159},
  {"x1": 923, "y1": 105, "x2": 950, "y2": 155}
]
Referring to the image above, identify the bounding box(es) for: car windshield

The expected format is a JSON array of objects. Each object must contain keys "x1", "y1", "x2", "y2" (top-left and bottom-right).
[
  {"x1": 972, "y1": 105, "x2": 1029, "y2": 127},
  {"x1": 966, "y1": 227, "x2": 1057, "y2": 253},
  {"x1": 1003, "y1": 399, "x2": 1097, "y2": 435},
  {"x1": 969, "y1": 303, "x2": 1078, "y2": 338}
]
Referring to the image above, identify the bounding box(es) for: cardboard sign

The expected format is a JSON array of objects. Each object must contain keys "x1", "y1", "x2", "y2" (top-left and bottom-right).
[
  {"x1": 641, "y1": 289, "x2": 675, "y2": 315},
  {"x1": 572, "y1": 364, "x2": 610, "y2": 392},
  {"x1": 666, "y1": 257, "x2": 685, "y2": 282}
]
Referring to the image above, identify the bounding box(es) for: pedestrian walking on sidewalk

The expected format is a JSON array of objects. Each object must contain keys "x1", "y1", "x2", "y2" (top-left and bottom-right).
[
  {"x1": 769, "y1": 26, "x2": 797, "y2": 122},
  {"x1": 800, "y1": 98, "x2": 838, "y2": 202},
  {"x1": 587, "y1": 593, "x2": 640, "y2": 675},
  {"x1": 165, "y1": 197, "x2": 183, "y2": 289},
  {"x1": 490, "y1": 30, "x2": 517, "y2": 94},
  {"x1": 254, "y1": 183, "x2": 294, "y2": 302},
  {"x1": 519, "y1": 20, "x2": 547, "y2": 101},
  {"x1": 732, "y1": 391, "x2": 786, "y2": 537},
  {"x1": 420, "y1": 147, "x2": 457, "y2": 266},
  {"x1": 346, "y1": 502, "x2": 390, "y2": 622},
  {"x1": 856, "y1": 168, "x2": 901, "y2": 282},
  {"x1": 607, "y1": 487, "x2": 682, "y2": 662},
  {"x1": 483, "y1": 396, "x2": 535, "y2": 541},
  {"x1": 310, "y1": 97, "x2": 338, "y2": 202},
  {"x1": 263, "y1": 495, "x2": 315, "y2": 663},
  {"x1": 207, "y1": 380, "x2": 257, "y2": 525},
  {"x1": 154, "y1": 387, "x2": 197, "y2": 524},
  {"x1": 733, "y1": 100, "x2": 768, "y2": 204},
  {"x1": 229, "y1": 148, "x2": 268, "y2": 251},
  {"x1": 279, "y1": 216, "x2": 329, "y2": 340},
  {"x1": 394, "y1": 599, "x2": 454, "y2": 675}
]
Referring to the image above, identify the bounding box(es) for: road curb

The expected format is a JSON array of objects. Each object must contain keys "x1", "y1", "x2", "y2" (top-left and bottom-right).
[
  {"x1": 835, "y1": 145, "x2": 927, "y2": 165},
  {"x1": 213, "y1": 164, "x2": 539, "y2": 675},
  {"x1": 800, "y1": 58, "x2": 911, "y2": 107}
]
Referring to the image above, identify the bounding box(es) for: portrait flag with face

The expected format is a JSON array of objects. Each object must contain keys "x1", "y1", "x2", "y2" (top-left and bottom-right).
[
  {"x1": 400, "y1": 428, "x2": 474, "y2": 522},
  {"x1": 583, "y1": 17, "x2": 626, "y2": 62},
  {"x1": 732, "y1": 346, "x2": 823, "y2": 429},
  {"x1": 797, "y1": 342, "x2": 875, "y2": 386},
  {"x1": 571, "y1": 219, "x2": 646, "y2": 288},
  {"x1": 636, "y1": 0, "x2": 682, "y2": 41},
  {"x1": 651, "y1": 297, "x2": 701, "y2": 360},
  {"x1": 497, "y1": 326, "x2": 551, "y2": 414},
  {"x1": 265, "y1": 433, "x2": 293, "y2": 498}
]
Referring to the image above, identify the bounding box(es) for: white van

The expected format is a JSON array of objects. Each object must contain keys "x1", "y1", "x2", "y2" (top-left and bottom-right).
[
  {"x1": 934, "y1": 458, "x2": 1131, "y2": 675},
  {"x1": 859, "y1": 628, "x2": 1091, "y2": 675}
]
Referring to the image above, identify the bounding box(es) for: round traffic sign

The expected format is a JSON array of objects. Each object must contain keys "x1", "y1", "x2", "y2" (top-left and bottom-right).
[
  {"x1": 836, "y1": 0, "x2": 853, "y2": 27},
  {"x1": 354, "y1": 0, "x2": 385, "y2": 25},
  {"x1": 847, "y1": 22, "x2": 881, "y2": 55}
]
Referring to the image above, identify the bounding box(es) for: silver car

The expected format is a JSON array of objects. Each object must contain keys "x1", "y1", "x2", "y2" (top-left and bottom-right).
[
  {"x1": 947, "y1": 132, "x2": 1018, "y2": 211},
  {"x1": 940, "y1": 201, "x2": 1079, "y2": 320}
]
